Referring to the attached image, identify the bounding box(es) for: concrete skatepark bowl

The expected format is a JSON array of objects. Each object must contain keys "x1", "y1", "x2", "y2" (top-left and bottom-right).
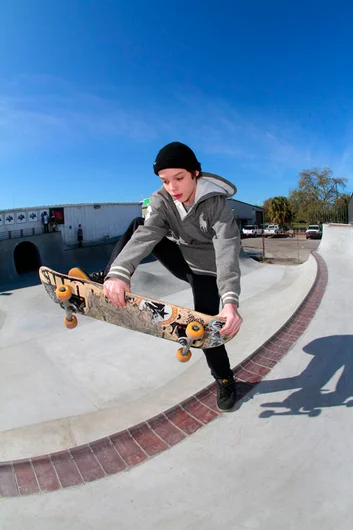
[{"x1": 0, "y1": 223, "x2": 352, "y2": 530}]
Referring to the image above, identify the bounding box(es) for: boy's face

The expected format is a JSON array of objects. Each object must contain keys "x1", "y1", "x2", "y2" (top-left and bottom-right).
[{"x1": 158, "y1": 168, "x2": 199, "y2": 206}]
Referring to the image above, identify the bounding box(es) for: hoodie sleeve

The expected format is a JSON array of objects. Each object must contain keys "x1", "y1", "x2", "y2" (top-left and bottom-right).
[
  {"x1": 106, "y1": 195, "x2": 169, "y2": 284},
  {"x1": 211, "y1": 197, "x2": 241, "y2": 306}
]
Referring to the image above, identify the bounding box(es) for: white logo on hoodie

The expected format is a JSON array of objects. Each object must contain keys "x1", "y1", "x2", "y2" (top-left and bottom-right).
[
  {"x1": 199, "y1": 212, "x2": 208, "y2": 233},
  {"x1": 168, "y1": 230, "x2": 187, "y2": 246}
]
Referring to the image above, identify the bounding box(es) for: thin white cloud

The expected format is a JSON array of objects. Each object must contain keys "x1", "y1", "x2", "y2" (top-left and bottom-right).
[
  {"x1": 0, "y1": 81, "x2": 157, "y2": 157},
  {"x1": 169, "y1": 92, "x2": 353, "y2": 190},
  {"x1": 1, "y1": 76, "x2": 352, "y2": 193}
]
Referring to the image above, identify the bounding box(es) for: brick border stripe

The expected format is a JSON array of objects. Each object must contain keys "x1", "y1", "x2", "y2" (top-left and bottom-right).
[{"x1": 0, "y1": 253, "x2": 327, "y2": 497}]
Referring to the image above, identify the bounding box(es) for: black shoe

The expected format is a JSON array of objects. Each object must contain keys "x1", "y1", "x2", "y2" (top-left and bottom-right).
[
  {"x1": 89, "y1": 270, "x2": 106, "y2": 284},
  {"x1": 215, "y1": 376, "x2": 237, "y2": 411}
]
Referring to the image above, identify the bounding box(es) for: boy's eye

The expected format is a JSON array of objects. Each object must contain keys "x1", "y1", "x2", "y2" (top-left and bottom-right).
[{"x1": 177, "y1": 177, "x2": 183, "y2": 181}]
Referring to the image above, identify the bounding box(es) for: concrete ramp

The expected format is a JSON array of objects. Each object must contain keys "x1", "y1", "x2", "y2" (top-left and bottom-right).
[
  {"x1": 238, "y1": 246, "x2": 262, "y2": 273},
  {"x1": 0, "y1": 232, "x2": 68, "y2": 286},
  {"x1": 63, "y1": 240, "x2": 120, "y2": 272},
  {"x1": 318, "y1": 223, "x2": 353, "y2": 258}
]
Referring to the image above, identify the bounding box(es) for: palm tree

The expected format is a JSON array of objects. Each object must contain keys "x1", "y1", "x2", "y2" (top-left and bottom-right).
[{"x1": 269, "y1": 196, "x2": 293, "y2": 227}]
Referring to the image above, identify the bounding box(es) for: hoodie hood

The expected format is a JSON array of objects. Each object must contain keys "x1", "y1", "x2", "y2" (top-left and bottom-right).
[
  {"x1": 170, "y1": 172, "x2": 236, "y2": 219},
  {"x1": 194, "y1": 172, "x2": 237, "y2": 203}
]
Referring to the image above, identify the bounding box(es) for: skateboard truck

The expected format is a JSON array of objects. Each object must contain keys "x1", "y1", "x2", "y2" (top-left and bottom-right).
[
  {"x1": 176, "y1": 321, "x2": 205, "y2": 362},
  {"x1": 55, "y1": 285, "x2": 78, "y2": 329}
]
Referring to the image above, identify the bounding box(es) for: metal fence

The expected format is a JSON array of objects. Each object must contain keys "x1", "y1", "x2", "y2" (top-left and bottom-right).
[
  {"x1": 295, "y1": 204, "x2": 349, "y2": 225},
  {"x1": 0, "y1": 227, "x2": 46, "y2": 240}
]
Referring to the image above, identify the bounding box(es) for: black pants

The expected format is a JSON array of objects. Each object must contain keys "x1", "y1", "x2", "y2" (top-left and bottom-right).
[{"x1": 105, "y1": 217, "x2": 232, "y2": 379}]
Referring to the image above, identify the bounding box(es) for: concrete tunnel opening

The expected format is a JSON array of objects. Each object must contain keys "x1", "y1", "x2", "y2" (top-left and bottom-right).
[{"x1": 14, "y1": 241, "x2": 41, "y2": 275}]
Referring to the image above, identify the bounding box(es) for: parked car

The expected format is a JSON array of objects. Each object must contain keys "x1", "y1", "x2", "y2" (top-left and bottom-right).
[
  {"x1": 306, "y1": 225, "x2": 322, "y2": 239},
  {"x1": 263, "y1": 225, "x2": 283, "y2": 236},
  {"x1": 242, "y1": 225, "x2": 263, "y2": 237}
]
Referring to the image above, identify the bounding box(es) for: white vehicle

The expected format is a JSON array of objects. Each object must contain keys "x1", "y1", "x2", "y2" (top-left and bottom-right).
[
  {"x1": 242, "y1": 224, "x2": 263, "y2": 237},
  {"x1": 306, "y1": 225, "x2": 322, "y2": 239},
  {"x1": 264, "y1": 224, "x2": 283, "y2": 236}
]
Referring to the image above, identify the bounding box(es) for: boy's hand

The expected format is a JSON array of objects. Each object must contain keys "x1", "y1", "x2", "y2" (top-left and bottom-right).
[
  {"x1": 103, "y1": 277, "x2": 130, "y2": 307},
  {"x1": 216, "y1": 303, "x2": 243, "y2": 337}
]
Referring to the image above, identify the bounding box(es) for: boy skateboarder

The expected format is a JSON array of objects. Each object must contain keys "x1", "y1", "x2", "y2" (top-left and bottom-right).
[{"x1": 88, "y1": 142, "x2": 243, "y2": 410}]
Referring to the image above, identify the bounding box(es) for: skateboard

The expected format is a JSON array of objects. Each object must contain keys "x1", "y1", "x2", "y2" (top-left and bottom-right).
[{"x1": 39, "y1": 266, "x2": 234, "y2": 362}]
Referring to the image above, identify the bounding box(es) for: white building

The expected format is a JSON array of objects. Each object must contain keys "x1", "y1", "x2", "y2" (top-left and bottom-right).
[{"x1": 0, "y1": 202, "x2": 142, "y2": 247}]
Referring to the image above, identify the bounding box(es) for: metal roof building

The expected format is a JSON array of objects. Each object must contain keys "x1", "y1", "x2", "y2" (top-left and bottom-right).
[{"x1": 0, "y1": 202, "x2": 142, "y2": 247}]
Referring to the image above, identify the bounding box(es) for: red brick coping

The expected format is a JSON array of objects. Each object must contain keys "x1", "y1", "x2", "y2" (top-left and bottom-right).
[{"x1": 0, "y1": 253, "x2": 327, "y2": 497}]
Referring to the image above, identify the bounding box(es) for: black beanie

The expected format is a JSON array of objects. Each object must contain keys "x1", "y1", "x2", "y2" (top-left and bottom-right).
[{"x1": 153, "y1": 142, "x2": 201, "y2": 175}]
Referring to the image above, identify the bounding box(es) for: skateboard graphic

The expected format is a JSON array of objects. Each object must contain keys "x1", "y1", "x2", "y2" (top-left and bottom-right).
[{"x1": 39, "y1": 266, "x2": 234, "y2": 362}]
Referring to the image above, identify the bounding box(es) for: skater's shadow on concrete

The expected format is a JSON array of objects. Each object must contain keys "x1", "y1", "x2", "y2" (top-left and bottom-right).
[{"x1": 253, "y1": 335, "x2": 353, "y2": 418}]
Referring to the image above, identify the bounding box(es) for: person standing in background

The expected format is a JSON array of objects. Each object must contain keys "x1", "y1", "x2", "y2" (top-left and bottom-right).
[
  {"x1": 50, "y1": 212, "x2": 57, "y2": 232},
  {"x1": 77, "y1": 224, "x2": 83, "y2": 248},
  {"x1": 42, "y1": 211, "x2": 49, "y2": 233}
]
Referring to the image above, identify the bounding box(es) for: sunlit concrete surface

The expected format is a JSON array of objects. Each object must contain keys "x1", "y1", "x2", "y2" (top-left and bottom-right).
[
  {"x1": 1, "y1": 224, "x2": 352, "y2": 530},
  {"x1": 0, "y1": 247, "x2": 317, "y2": 459}
]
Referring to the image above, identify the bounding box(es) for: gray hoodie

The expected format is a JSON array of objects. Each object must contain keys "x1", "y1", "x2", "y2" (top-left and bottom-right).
[{"x1": 107, "y1": 173, "x2": 241, "y2": 306}]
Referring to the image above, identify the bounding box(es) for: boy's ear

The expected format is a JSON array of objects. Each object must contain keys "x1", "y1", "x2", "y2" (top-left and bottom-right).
[{"x1": 193, "y1": 170, "x2": 200, "y2": 179}]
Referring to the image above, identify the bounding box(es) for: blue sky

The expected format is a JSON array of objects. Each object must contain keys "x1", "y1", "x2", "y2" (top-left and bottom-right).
[{"x1": 1, "y1": 0, "x2": 353, "y2": 210}]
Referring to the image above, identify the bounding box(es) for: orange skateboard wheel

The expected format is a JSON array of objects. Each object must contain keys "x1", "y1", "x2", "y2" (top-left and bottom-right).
[
  {"x1": 56, "y1": 285, "x2": 72, "y2": 301},
  {"x1": 68, "y1": 267, "x2": 89, "y2": 279},
  {"x1": 185, "y1": 321, "x2": 204, "y2": 340},
  {"x1": 176, "y1": 347, "x2": 192, "y2": 363},
  {"x1": 64, "y1": 315, "x2": 78, "y2": 329}
]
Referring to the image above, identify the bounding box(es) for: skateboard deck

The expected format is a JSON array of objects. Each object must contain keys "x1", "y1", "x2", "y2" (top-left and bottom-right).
[{"x1": 39, "y1": 266, "x2": 234, "y2": 361}]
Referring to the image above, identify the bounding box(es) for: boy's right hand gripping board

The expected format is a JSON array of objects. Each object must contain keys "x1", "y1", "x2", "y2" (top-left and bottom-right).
[{"x1": 39, "y1": 266, "x2": 236, "y2": 362}]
